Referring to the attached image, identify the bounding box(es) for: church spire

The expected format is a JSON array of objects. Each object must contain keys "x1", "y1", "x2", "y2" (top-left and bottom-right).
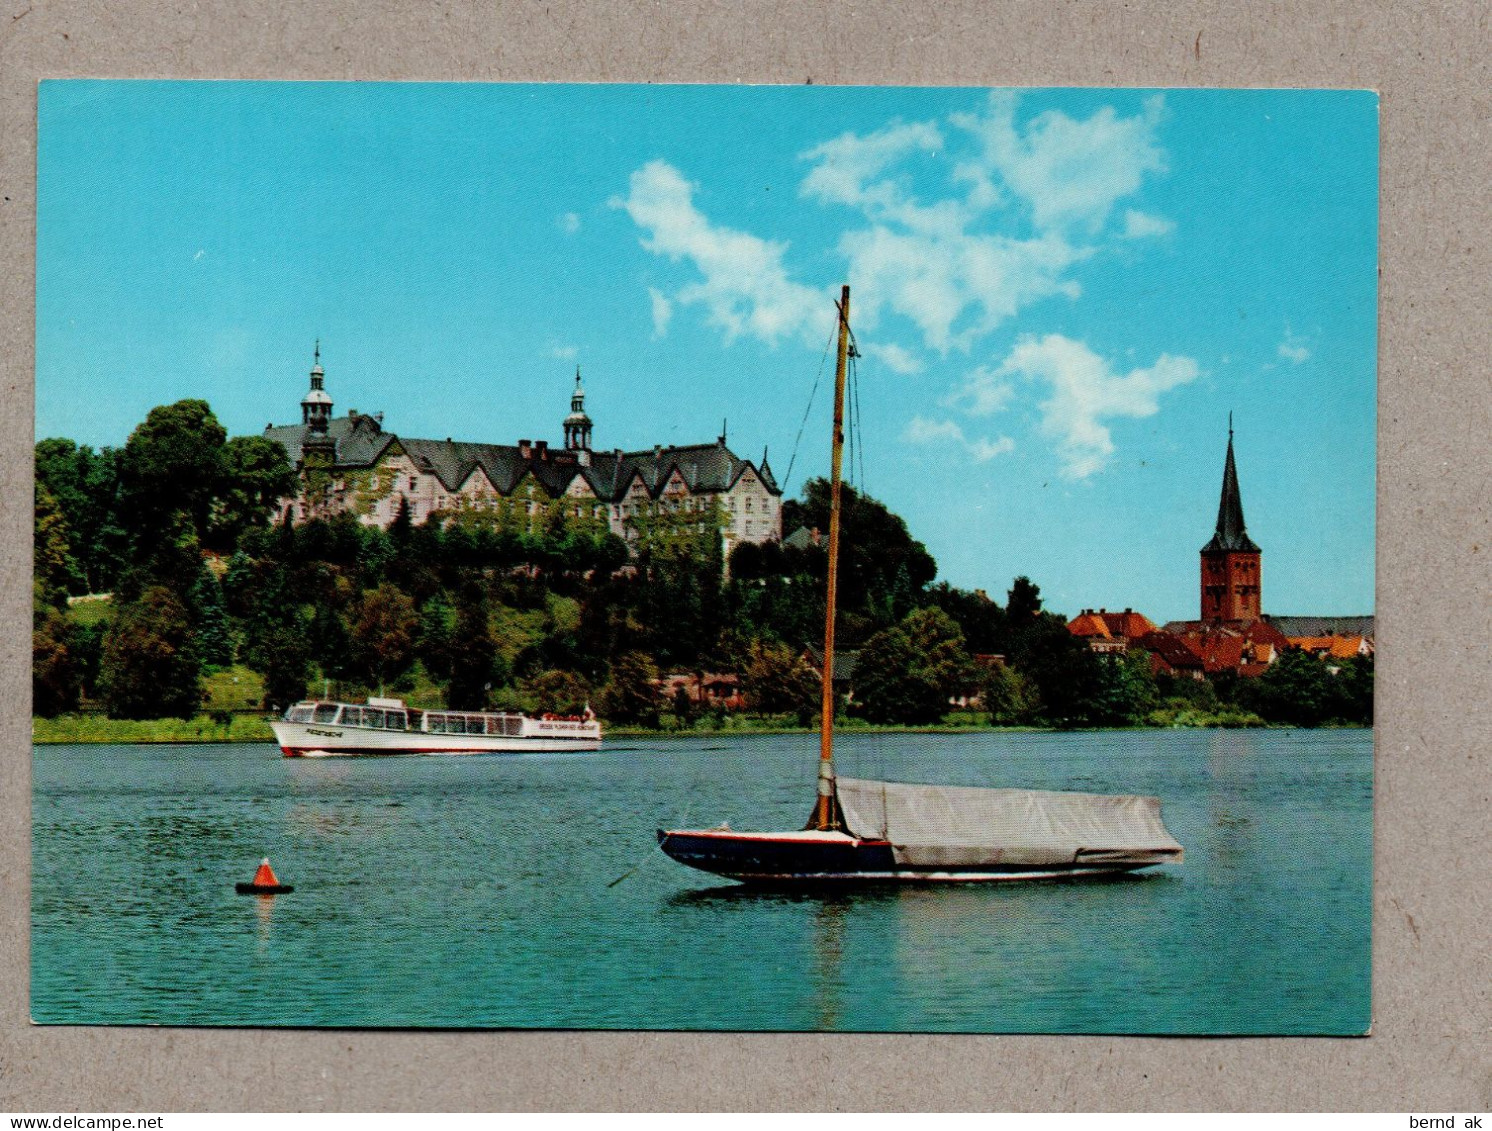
[{"x1": 1202, "y1": 422, "x2": 1259, "y2": 554}]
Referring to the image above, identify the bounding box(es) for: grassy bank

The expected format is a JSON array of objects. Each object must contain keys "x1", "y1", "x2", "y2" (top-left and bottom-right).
[
  {"x1": 36, "y1": 709, "x2": 1357, "y2": 745},
  {"x1": 33, "y1": 713, "x2": 277, "y2": 745}
]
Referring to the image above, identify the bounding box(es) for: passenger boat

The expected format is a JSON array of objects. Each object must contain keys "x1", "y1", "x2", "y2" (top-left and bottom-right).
[
  {"x1": 271, "y1": 696, "x2": 602, "y2": 758},
  {"x1": 657, "y1": 286, "x2": 1184, "y2": 884}
]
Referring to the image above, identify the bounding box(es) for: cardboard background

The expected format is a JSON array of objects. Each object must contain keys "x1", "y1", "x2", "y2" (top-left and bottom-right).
[{"x1": 3, "y1": 0, "x2": 1487, "y2": 1111}]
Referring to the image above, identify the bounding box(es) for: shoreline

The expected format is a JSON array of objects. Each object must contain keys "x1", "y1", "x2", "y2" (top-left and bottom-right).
[{"x1": 31, "y1": 715, "x2": 1369, "y2": 745}]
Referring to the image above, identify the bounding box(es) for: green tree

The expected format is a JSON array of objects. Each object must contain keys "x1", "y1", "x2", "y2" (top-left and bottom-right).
[
  {"x1": 260, "y1": 618, "x2": 313, "y2": 712},
  {"x1": 1247, "y1": 647, "x2": 1336, "y2": 726},
  {"x1": 924, "y1": 582, "x2": 1006, "y2": 653},
  {"x1": 307, "y1": 601, "x2": 354, "y2": 682},
  {"x1": 981, "y1": 661, "x2": 1036, "y2": 726},
  {"x1": 117, "y1": 509, "x2": 207, "y2": 601},
  {"x1": 1007, "y1": 615, "x2": 1107, "y2": 727},
  {"x1": 780, "y1": 479, "x2": 937, "y2": 634},
  {"x1": 189, "y1": 566, "x2": 234, "y2": 667},
  {"x1": 853, "y1": 607, "x2": 976, "y2": 725},
  {"x1": 1005, "y1": 575, "x2": 1044, "y2": 629},
  {"x1": 208, "y1": 435, "x2": 297, "y2": 551},
  {"x1": 35, "y1": 439, "x2": 127, "y2": 594},
  {"x1": 1083, "y1": 649, "x2": 1160, "y2": 727},
  {"x1": 417, "y1": 594, "x2": 455, "y2": 681},
  {"x1": 1328, "y1": 653, "x2": 1374, "y2": 725},
  {"x1": 600, "y1": 651, "x2": 661, "y2": 727},
  {"x1": 100, "y1": 586, "x2": 202, "y2": 719},
  {"x1": 117, "y1": 399, "x2": 227, "y2": 542},
  {"x1": 32, "y1": 606, "x2": 80, "y2": 717},
  {"x1": 521, "y1": 669, "x2": 592, "y2": 716},
  {"x1": 33, "y1": 483, "x2": 78, "y2": 608},
  {"x1": 346, "y1": 584, "x2": 419, "y2": 692},
  {"x1": 447, "y1": 587, "x2": 502, "y2": 710},
  {"x1": 742, "y1": 640, "x2": 819, "y2": 723}
]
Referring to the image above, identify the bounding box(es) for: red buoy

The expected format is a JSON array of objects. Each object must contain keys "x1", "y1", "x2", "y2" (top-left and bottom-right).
[{"x1": 235, "y1": 857, "x2": 294, "y2": 895}]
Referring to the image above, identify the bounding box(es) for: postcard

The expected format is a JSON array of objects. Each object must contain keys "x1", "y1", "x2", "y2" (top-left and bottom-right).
[{"x1": 32, "y1": 82, "x2": 1376, "y2": 1033}]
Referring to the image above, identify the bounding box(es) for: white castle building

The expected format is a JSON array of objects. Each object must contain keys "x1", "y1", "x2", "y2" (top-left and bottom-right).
[{"x1": 263, "y1": 348, "x2": 784, "y2": 551}]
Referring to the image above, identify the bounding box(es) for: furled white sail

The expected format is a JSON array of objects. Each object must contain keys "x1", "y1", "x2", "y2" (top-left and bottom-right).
[{"x1": 834, "y1": 776, "x2": 1184, "y2": 868}]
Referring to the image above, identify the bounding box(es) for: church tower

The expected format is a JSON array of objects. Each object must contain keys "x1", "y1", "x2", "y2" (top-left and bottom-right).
[
  {"x1": 563, "y1": 367, "x2": 593, "y2": 451},
  {"x1": 1200, "y1": 422, "x2": 1262, "y2": 622}
]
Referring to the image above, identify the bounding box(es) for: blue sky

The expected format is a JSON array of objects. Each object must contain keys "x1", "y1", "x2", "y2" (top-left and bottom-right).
[{"x1": 36, "y1": 82, "x2": 1377, "y2": 622}]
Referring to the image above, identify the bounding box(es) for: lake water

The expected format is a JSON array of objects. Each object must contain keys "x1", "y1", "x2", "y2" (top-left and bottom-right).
[{"x1": 31, "y1": 729, "x2": 1371, "y2": 1033}]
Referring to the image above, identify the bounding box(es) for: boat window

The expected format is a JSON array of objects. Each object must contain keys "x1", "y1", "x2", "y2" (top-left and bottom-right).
[
  {"x1": 428, "y1": 715, "x2": 445, "y2": 734},
  {"x1": 364, "y1": 709, "x2": 383, "y2": 729},
  {"x1": 287, "y1": 706, "x2": 313, "y2": 723},
  {"x1": 505, "y1": 716, "x2": 522, "y2": 736},
  {"x1": 465, "y1": 716, "x2": 483, "y2": 734},
  {"x1": 387, "y1": 712, "x2": 407, "y2": 731},
  {"x1": 344, "y1": 707, "x2": 364, "y2": 727},
  {"x1": 313, "y1": 704, "x2": 340, "y2": 724},
  {"x1": 486, "y1": 716, "x2": 500, "y2": 735}
]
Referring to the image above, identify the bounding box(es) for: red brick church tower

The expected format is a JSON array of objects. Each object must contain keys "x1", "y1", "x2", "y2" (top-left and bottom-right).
[{"x1": 1200, "y1": 423, "x2": 1262, "y2": 622}]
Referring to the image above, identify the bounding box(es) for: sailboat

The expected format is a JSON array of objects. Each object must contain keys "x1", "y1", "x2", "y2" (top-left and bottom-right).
[{"x1": 657, "y1": 286, "x2": 1184, "y2": 884}]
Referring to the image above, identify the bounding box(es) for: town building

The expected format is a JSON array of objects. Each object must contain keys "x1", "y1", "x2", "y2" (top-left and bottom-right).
[
  {"x1": 263, "y1": 349, "x2": 784, "y2": 552},
  {"x1": 1068, "y1": 427, "x2": 1372, "y2": 677},
  {"x1": 1067, "y1": 608, "x2": 1159, "y2": 656}
]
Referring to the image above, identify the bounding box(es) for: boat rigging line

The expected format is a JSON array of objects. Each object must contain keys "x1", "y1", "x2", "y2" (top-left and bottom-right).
[
  {"x1": 780, "y1": 311, "x2": 840, "y2": 496},
  {"x1": 846, "y1": 325, "x2": 867, "y2": 495}
]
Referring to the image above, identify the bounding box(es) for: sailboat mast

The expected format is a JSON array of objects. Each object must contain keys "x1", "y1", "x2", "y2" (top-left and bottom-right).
[{"x1": 811, "y1": 284, "x2": 851, "y2": 832}]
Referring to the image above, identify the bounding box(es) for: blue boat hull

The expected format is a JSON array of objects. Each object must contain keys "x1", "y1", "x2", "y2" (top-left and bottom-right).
[{"x1": 656, "y1": 829, "x2": 1160, "y2": 885}]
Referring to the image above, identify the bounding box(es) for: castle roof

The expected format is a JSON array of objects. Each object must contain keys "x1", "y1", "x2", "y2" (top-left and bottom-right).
[
  {"x1": 264, "y1": 417, "x2": 781, "y2": 505},
  {"x1": 1201, "y1": 430, "x2": 1261, "y2": 554}
]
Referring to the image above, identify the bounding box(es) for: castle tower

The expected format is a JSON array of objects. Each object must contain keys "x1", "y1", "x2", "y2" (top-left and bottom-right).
[
  {"x1": 300, "y1": 341, "x2": 334, "y2": 435},
  {"x1": 563, "y1": 367, "x2": 593, "y2": 451},
  {"x1": 1200, "y1": 422, "x2": 1262, "y2": 622}
]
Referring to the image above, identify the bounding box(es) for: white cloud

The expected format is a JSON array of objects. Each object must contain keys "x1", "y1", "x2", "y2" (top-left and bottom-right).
[
  {"x1": 548, "y1": 344, "x2": 579, "y2": 361},
  {"x1": 953, "y1": 92, "x2": 1168, "y2": 234},
  {"x1": 558, "y1": 212, "x2": 581, "y2": 235},
  {"x1": 969, "y1": 435, "x2": 1018, "y2": 461},
  {"x1": 613, "y1": 160, "x2": 834, "y2": 347},
  {"x1": 904, "y1": 415, "x2": 1015, "y2": 462},
  {"x1": 995, "y1": 333, "x2": 1198, "y2": 479},
  {"x1": 800, "y1": 121, "x2": 944, "y2": 221},
  {"x1": 945, "y1": 364, "x2": 1017, "y2": 416},
  {"x1": 620, "y1": 94, "x2": 1173, "y2": 378},
  {"x1": 863, "y1": 341, "x2": 925, "y2": 375},
  {"x1": 648, "y1": 287, "x2": 673, "y2": 339},
  {"x1": 1121, "y1": 209, "x2": 1175, "y2": 239},
  {"x1": 1277, "y1": 327, "x2": 1311, "y2": 364},
  {"x1": 839, "y1": 224, "x2": 1084, "y2": 353}
]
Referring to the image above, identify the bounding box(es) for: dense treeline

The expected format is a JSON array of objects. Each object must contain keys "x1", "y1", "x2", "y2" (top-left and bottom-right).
[{"x1": 34, "y1": 398, "x2": 1372, "y2": 729}]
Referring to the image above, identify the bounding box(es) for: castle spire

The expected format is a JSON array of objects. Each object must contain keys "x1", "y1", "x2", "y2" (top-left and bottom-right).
[
  {"x1": 564, "y1": 367, "x2": 593, "y2": 451},
  {"x1": 302, "y1": 341, "x2": 333, "y2": 433}
]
